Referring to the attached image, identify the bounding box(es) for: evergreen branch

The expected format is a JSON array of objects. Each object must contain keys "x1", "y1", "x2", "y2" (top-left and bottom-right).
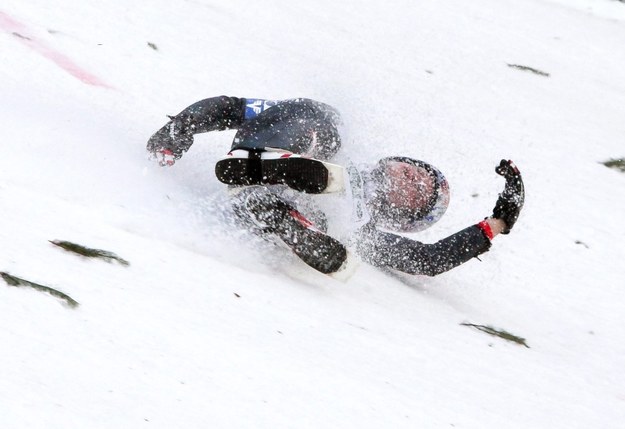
[
  {"x1": 50, "y1": 240, "x2": 129, "y2": 266},
  {"x1": 507, "y1": 63, "x2": 550, "y2": 77},
  {"x1": 601, "y1": 158, "x2": 625, "y2": 173},
  {"x1": 1, "y1": 271, "x2": 79, "y2": 308},
  {"x1": 461, "y1": 322, "x2": 530, "y2": 348}
]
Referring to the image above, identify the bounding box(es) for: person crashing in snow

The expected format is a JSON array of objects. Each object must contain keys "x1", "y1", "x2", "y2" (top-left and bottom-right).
[{"x1": 147, "y1": 96, "x2": 524, "y2": 276}]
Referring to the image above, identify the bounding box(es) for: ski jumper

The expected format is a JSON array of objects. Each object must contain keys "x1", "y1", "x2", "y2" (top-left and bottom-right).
[{"x1": 147, "y1": 96, "x2": 492, "y2": 276}]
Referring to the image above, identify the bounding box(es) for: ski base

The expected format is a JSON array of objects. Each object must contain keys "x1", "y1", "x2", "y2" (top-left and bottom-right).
[{"x1": 215, "y1": 150, "x2": 345, "y2": 194}]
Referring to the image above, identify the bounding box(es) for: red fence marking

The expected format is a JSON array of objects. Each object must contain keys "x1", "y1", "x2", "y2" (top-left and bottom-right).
[{"x1": 0, "y1": 10, "x2": 113, "y2": 89}]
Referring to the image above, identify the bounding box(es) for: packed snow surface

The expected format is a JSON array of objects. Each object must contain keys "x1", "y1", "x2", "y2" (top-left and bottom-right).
[{"x1": 1, "y1": 0, "x2": 625, "y2": 428}]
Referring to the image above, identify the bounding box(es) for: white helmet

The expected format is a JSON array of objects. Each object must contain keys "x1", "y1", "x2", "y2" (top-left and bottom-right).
[{"x1": 364, "y1": 156, "x2": 450, "y2": 233}]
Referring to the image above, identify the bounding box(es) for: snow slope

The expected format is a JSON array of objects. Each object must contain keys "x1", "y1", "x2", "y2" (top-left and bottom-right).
[{"x1": 1, "y1": 0, "x2": 625, "y2": 428}]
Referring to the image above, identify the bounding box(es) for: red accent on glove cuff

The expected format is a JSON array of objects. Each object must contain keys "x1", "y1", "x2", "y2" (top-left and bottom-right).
[{"x1": 477, "y1": 220, "x2": 494, "y2": 241}]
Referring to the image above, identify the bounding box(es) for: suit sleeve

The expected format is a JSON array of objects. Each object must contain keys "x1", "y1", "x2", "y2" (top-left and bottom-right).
[
  {"x1": 356, "y1": 224, "x2": 492, "y2": 276},
  {"x1": 174, "y1": 96, "x2": 247, "y2": 134},
  {"x1": 147, "y1": 96, "x2": 247, "y2": 158}
]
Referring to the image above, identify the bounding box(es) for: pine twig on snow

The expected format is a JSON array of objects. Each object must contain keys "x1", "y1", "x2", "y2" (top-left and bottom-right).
[
  {"x1": 601, "y1": 158, "x2": 625, "y2": 173},
  {"x1": 1, "y1": 271, "x2": 79, "y2": 308},
  {"x1": 507, "y1": 63, "x2": 550, "y2": 77},
  {"x1": 50, "y1": 240, "x2": 129, "y2": 266},
  {"x1": 461, "y1": 322, "x2": 530, "y2": 348}
]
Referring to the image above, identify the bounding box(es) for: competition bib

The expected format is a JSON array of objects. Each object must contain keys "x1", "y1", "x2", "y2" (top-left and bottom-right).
[{"x1": 244, "y1": 98, "x2": 278, "y2": 120}]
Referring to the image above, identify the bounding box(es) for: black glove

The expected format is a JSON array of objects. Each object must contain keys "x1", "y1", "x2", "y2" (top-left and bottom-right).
[
  {"x1": 492, "y1": 159, "x2": 525, "y2": 234},
  {"x1": 147, "y1": 114, "x2": 196, "y2": 166}
]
